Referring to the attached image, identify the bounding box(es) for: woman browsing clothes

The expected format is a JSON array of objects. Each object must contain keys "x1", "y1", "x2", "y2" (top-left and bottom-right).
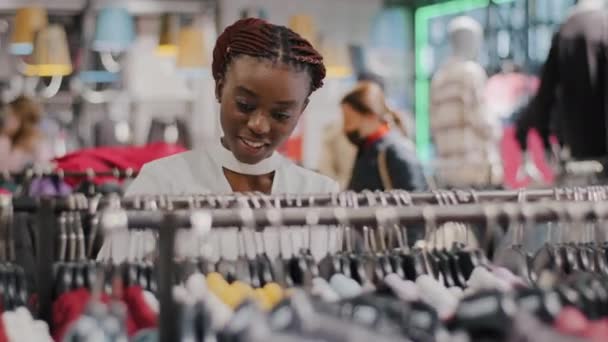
[
  {"x1": 341, "y1": 81, "x2": 427, "y2": 192},
  {"x1": 98, "y1": 18, "x2": 339, "y2": 261}
]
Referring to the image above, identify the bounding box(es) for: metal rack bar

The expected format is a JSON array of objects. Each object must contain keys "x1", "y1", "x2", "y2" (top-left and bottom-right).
[{"x1": 111, "y1": 200, "x2": 608, "y2": 232}]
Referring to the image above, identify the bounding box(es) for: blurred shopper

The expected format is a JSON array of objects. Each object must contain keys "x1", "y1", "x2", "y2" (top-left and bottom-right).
[
  {"x1": 342, "y1": 81, "x2": 426, "y2": 191},
  {"x1": 515, "y1": 0, "x2": 608, "y2": 184},
  {"x1": 318, "y1": 73, "x2": 385, "y2": 189},
  {"x1": 430, "y1": 16, "x2": 503, "y2": 189},
  {"x1": 0, "y1": 96, "x2": 50, "y2": 172}
]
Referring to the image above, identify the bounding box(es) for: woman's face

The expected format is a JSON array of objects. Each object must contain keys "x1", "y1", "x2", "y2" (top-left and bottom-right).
[
  {"x1": 217, "y1": 56, "x2": 311, "y2": 164},
  {"x1": 341, "y1": 103, "x2": 364, "y2": 134}
]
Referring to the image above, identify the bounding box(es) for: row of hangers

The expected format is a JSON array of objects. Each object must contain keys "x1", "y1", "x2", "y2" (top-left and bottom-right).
[
  {"x1": 497, "y1": 186, "x2": 608, "y2": 285},
  {"x1": 113, "y1": 186, "x2": 608, "y2": 211}
]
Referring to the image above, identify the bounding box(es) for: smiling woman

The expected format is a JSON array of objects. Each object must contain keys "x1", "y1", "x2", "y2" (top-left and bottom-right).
[{"x1": 120, "y1": 18, "x2": 338, "y2": 196}]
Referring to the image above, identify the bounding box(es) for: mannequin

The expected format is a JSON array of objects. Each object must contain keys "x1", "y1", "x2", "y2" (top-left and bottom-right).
[{"x1": 429, "y1": 16, "x2": 502, "y2": 188}]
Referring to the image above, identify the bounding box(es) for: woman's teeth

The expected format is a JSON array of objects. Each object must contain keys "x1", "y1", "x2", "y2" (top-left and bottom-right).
[{"x1": 241, "y1": 138, "x2": 264, "y2": 149}]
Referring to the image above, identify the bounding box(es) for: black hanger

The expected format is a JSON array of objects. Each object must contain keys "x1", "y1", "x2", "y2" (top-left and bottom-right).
[
  {"x1": 361, "y1": 226, "x2": 383, "y2": 286},
  {"x1": 387, "y1": 230, "x2": 406, "y2": 280},
  {"x1": 421, "y1": 207, "x2": 445, "y2": 283},
  {"x1": 317, "y1": 225, "x2": 340, "y2": 281},
  {"x1": 346, "y1": 228, "x2": 369, "y2": 286},
  {"x1": 439, "y1": 192, "x2": 466, "y2": 287}
]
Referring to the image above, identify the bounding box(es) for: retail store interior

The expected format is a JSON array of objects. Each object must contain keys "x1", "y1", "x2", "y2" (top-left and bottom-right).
[{"x1": 0, "y1": 0, "x2": 607, "y2": 341}]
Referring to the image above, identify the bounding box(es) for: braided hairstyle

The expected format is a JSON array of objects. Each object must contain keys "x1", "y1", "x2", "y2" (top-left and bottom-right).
[{"x1": 212, "y1": 18, "x2": 326, "y2": 94}]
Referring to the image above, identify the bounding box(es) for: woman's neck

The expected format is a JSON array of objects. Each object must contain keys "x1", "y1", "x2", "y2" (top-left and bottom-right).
[{"x1": 222, "y1": 168, "x2": 274, "y2": 194}]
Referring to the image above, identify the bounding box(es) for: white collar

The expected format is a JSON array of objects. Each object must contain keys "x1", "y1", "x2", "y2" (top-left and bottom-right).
[{"x1": 209, "y1": 138, "x2": 282, "y2": 175}]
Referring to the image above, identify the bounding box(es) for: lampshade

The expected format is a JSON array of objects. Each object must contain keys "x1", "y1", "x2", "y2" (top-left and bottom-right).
[
  {"x1": 29, "y1": 24, "x2": 72, "y2": 76},
  {"x1": 289, "y1": 15, "x2": 317, "y2": 47},
  {"x1": 157, "y1": 14, "x2": 179, "y2": 56},
  {"x1": 176, "y1": 26, "x2": 207, "y2": 77},
  {"x1": 92, "y1": 7, "x2": 135, "y2": 52},
  {"x1": 321, "y1": 39, "x2": 353, "y2": 79},
  {"x1": 10, "y1": 6, "x2": 48, "y2": 55}
]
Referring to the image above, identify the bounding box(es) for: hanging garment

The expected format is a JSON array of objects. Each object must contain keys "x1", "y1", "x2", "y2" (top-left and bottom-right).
[
  {"x1": 516, "y1": 9, "x2": 608, "y2": 160},
  {"x1": 53, "y1": 142, "x2": 186, "y2": 186},
  {"x1": 27, "y1": 178, "x2": 72, "y2": 197}
]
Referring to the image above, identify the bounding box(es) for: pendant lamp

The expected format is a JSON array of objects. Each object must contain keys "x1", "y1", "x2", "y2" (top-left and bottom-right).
[
  {"x1": 176, "y1": 26, "x2": 207, "y2": 78},
  {"x1": 93, "y1": 7, "x2": 135, "y2": 53},
  {"x1": 10, "y1": 6, "x2": 48, "y2": 55},
  {"x1": 157, "y1": 14, "x2": 179, "y2": 56},
  {"x1": 29, "y1": 24, "x2": 72, "y2": 76},
  {"x1": 288, "y1": 15, "x2": 317, "y2": 48}
]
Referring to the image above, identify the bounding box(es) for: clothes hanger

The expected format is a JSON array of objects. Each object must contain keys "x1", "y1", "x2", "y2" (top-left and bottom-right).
[
  {"x1": 54, "y1": 213, "x2": 73, "y2": 296},
  {"x1": 572, "y1": 188, "x2": 593, "y2": 272},
  {"x1": 424, "y1": 197, "x2": 450, "y2": 286},
  {"x1": 373, "y1": 201, "x2": 395, "y2": 280},
  {"x1": 333, "y1": 207, "x2": 352, "y2": 281},
  {"x1": 493, "y1": 203, "x2": 533, "y2": 284},
  {"x1": 362, "y1": 226, "x2": 382, "y2": 285},
  {"x1": 237, "y1": 200, "x2": 262, "y2": 288},
  {"x1": 592, "y1": 201, "x2": 608, "y2": 276},
  {"x1": 302, "y1": 211, "x2": 320, "y2": 281},
  {"x1": 587, "y1": 189, "x2": 608, "y2": 275},
  {"x1": 441, "y1": 191, "x2": 467, "y2": 287},
  {"x1": 265, "y1": 207, "x2": 288, "y2": 287}
]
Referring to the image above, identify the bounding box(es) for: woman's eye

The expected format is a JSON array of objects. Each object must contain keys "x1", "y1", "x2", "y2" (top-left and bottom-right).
[
  {"x1": 272, "y1": 112, "x2": 291, "y2": 121},
  {"x1": 236, "y1": 101, "x2": 256, "y2": 113}
]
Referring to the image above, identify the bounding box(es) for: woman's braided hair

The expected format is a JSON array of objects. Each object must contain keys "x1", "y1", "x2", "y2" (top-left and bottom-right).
[{"x1": 212, "y1": 18, "x2": 326, "y2": 94}]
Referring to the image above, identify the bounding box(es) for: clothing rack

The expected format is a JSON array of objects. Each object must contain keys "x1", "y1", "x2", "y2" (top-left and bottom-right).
[
  {"x1": 8, "y1": 185, "x2": 608, "y2": 339},
  {"x1": 99, "y1": 199, "x2": 608, "y2": 342},
  {"x1": 115, "y1": 186, "x2": 608, "y2": 209}
]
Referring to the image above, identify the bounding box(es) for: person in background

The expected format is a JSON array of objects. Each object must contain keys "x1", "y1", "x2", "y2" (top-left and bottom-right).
[
  {"x1": 318, "y1": 72, "x2": 393, "y2": 189},
  {"x1": 515, "y1": 0, "x2": 608, "y2": 184},
  {"x1": 342, "y1": 81, "x2": 427, "y2": 191},
  {"x1": 0, "y1": 96, "x2": 49, "y2": 172}
]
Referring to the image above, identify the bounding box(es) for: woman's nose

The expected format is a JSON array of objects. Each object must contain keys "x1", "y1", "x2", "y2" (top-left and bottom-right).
[{"x1": 247, "y1": 112, "x2": 271, "y2": 135}]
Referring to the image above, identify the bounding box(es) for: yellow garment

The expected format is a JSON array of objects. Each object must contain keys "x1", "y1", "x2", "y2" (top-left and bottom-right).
[
  {"x1": 206, "y1": 273, "x2": 287, "y2": 310},
  {"x1": 263, "y1": 283, "x2": 284, "y2": 307}
]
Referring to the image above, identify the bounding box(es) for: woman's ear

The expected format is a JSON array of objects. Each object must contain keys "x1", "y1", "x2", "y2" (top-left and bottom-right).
[{"x1": 215, "y1": 79, "x2": 224, "y2": 102}]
